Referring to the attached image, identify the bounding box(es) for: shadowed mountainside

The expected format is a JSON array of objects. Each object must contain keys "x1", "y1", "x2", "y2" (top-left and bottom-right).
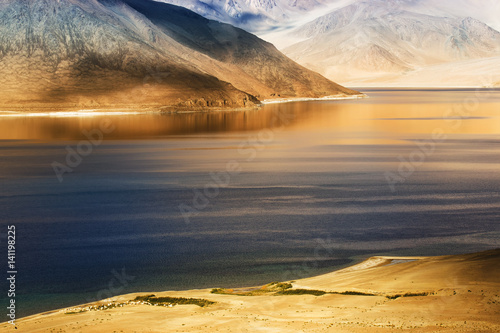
[
  {"x1": 0, "y1": 0, "x2": 356, "y2": 111},
  {"x1": 139, "y1": 0, "x2": 500, "y2": 87},
  {"x1": 154, "y1": 0, "x2": 334, "y2": 33},
  {"x1": 123, "y1": 0, "x2": 356, "y2": 99}
]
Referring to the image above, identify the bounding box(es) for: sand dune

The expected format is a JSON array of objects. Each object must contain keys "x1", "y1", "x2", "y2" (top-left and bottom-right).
[{"x1": 5, "y1": 249, "x2": 499, "y2": 332}]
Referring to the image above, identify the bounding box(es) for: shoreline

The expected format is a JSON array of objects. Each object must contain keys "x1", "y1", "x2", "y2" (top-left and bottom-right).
[
  {"x1": 7, "y1": 255, "x2": 370, "y2": 322},
  {"x1": 261, "y1": 93, "x2": 367, "y2": 104},
  {"x1": 4, "y1": 87, "x2": 499, "y2": 117},
  {"x1": 0, "y1": 94, "x2": 367, "y2": 118},
  {"x1": 2, "y1": 255, "x2": 418, "y2": 322},
  {"x1": 6, "y1": 249, "x2": 499, "y2": 332},
  {"x1": 0, "y1": 88, "x2": 496, "y2": 117},
  {"x1": 347, "y1": 86, "x2": 500, "y2": 90}
]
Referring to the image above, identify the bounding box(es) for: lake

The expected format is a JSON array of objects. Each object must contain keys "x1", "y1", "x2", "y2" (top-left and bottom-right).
[{"x1": 1, "y1": 89, "x2": 499, "y2": 318}]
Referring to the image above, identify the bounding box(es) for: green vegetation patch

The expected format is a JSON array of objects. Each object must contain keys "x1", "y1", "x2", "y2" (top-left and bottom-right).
[
  {"x1": 210, "y1": 283, "x2": 433, "y2": 301},
  {"x1": 134, "y1": 295, "x2": 215, "y2": 307},
  {"x1": 386, "y1": 292, "x2": 430, "y2": 300},
  {"x1": 211, "y1": 281, "x2": 294, "y2": 296},
  {"x1": 333, "y1": 291, "x2": 378, "y2": 296},
  {"x1": 210, "y1": 288, "x2": 227, "y2": 294},
  {"x1": 268, "y1": 282, "x2": 293, "y2": 291},
  {"x1": 276, "y1": 289, "x2": 327, "y2": 296}
]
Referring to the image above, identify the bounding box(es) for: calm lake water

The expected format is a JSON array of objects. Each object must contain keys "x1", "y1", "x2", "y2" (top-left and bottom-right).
[{"x1": 1, "y1": 89, "x2": 500, "y2": 318}]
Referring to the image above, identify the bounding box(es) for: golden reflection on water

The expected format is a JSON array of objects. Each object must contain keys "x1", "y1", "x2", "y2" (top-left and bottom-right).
[{"x1": 0, "y1": 90, "x2": 499, "y2": 141}]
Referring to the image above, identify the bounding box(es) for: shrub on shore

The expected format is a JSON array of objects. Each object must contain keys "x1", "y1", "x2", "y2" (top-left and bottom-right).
[
  {"x1": 276, "y1": 289, "x2": 327, "y2": 296},
  {"x1": 134, "y1": 295, "x2": 215, "y2": 307}
]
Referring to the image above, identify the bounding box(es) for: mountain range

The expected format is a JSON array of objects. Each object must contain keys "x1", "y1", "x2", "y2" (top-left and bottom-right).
[
  {"x1": 154, "y1": 0, "x2": 335, "y2": 33},
  {"x1": 280, "y1": 0, "x2": 500, "y2": 86},
  {"x1": 161, "y1": 0, "x2": 500, "y2": 87},
  {"x1": 0, "y1": 0, "x2": 356, "y2": 111}
]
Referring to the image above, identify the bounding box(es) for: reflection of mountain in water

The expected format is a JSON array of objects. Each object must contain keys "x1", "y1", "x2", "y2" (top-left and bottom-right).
[{"x1": 2, "y1": 89, "x2": 500, "y2": 140}]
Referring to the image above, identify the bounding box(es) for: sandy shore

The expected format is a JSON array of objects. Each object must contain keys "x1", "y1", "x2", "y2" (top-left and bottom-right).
[
  {"x1": 0, "y1": 93, "x2": 367, "y2": 117},
  {"x1": 3, "y1": 249, "x2": 499, "y2": 332},
  {"x1": 261, "y1": 93, "x2": 367, "y2": 104}
]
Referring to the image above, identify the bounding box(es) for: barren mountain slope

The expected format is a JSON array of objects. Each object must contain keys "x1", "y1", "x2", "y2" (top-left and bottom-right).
[
  {"x1": 150, "y1": 0, "x2": 500, "y2": 87},
  {"x1": 124, "y1": 0, "x2": 357, "y2": 99},
  {"x1": 0, "y1": 0, "x2": 356, "y2": 110},
  {"x1": 282, "y1": 0, "x2": 500, "y2": 84},
  {"x1": 0, "y1": 0, "x2": 255, "y2": 109}
]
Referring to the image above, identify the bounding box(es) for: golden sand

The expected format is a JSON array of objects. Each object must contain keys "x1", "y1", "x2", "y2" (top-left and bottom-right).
[{"x1": 3, "y1": 249, "x2": 499, "y2": 332}]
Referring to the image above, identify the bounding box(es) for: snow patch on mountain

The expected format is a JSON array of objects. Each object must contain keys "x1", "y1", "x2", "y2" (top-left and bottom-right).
[{"x1": 154, "y1": 0, "x2": 334, "y2": 32}]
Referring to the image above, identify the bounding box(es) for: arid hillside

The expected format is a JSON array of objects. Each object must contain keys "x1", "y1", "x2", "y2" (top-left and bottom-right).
[{"x1": 0, "y1": 0, "x2": 357, "y2": 111}]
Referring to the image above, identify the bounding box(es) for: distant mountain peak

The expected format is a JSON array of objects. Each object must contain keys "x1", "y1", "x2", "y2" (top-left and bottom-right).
[
  {"x1": 149, "y1": 0, "x2": 500, "y2": 87},
  {"x1": 278, "y1": 0, "x2": 500, "y2": 86},
  {"x1": 154, "y1": 0, "x2": 332, "y2": 32}
]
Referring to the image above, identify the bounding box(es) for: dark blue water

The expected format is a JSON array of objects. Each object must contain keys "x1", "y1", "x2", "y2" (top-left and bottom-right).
[{"x1": 1, "y1": 90, "x2": 499, "y2": 318}]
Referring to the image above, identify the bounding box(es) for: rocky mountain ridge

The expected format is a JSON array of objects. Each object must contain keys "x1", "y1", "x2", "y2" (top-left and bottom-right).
[
  {"x1": 0, "y1": 0, "x2": 356, "y2": 110},
  {"x1": 158, "y1": 0, "x2": 500, "y2": 87}
]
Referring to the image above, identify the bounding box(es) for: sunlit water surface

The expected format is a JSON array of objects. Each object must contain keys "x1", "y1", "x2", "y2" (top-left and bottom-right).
[{"x1": 1, "y1": 89, "x2": 499, "y2": 317}]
